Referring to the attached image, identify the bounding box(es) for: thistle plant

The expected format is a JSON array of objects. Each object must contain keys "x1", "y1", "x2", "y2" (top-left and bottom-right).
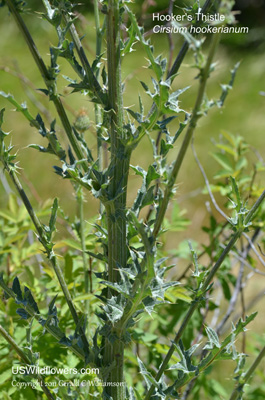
[{"x1": 0, "y1": 1, "x2": 265, "y2": 400}]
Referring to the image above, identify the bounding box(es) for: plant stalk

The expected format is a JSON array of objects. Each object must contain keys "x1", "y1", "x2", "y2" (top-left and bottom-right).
[
  {"x1": 153, "y1": 30, "x2": 222, "y2": 239},
  {"x1": 0, "y1": 325, "x2": 56, "y2": 400},
  {"x1": 5, "y1": 0, "x2": 87, "y2": 169},
  {"x1": 167, "y1": 0, "x2": 214, "y2": 79},
  {"x1": 93, "y1": 0, "x2": 106, "y2": 212},
  {"x1": 144, "y1": 189, "x2": 265, "y2": 399},
  {"x1": 144, "y1": 230, "x2": 240, "y2": 400},
  {"x1": 2, "y1": 162, "x2": 90, "y2": 355},
  {"x1": 103, "y1": 0, "x2": 129, "y2": 398},
  {"x1": 244, "y1": 189, "x2": 265, "y2": 225},
  {"x1": 0, "y1": 277, "x2": 85, "y2": 360},
  {"x1": 76, "y1": 186, "x2": 90, "y2": 321},
  {"x1": 229, "y1": 345, "x2": 265, "y2": 400}
]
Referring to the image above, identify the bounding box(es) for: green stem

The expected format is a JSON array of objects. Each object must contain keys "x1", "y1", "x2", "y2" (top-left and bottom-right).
[
  {"x1": 2, "y1": 162, "x2": 90, "y2": 355},
  {"x1": 229, "y1": 345, "x2": 265, "y2": 400},
  {"x1": 5, "y1": 0, "x2": 87, "y2": 168},
  {"x1": 53, "y1": 99, "x2": 88, "y2": 170},
  {"x1": 144, "y1": 230, "x2": 240, "y2": 400},
  {"x1": 102, "y1": 1, "x2": 129, "y2": 398},
  {"x1": 144, "y1": 188, "x2": 265, "y2": 399},
  {"x1": 76, "y1": 186, "x2": 90, "y2": 320},
  {"x1": 244, "y1": 189, "x2": 265, "y2": 225},
  {"x1": 200, "y1": 231, "x2": 241, "y2": 292},
  {"x1": 93, "y1": 0, "x2": 106, "y2": 212},
  {"x1": 0, "y1": 324, "x2": 35, "y2": 365},
  {"x1": 0, "y1": 92, "x2": 66, "y2": 160},
  {"x1": 93, "y1": 0, "x2": 104, "y2": 67},
  {"x1": 167, "y1": 0, "x2": 214, "y2": 79},
  {"x1": 0, "y1": 325, "x2": 56, "y2": 400},
  {"x1": 95, "y1": 103, "x2": 104, "y2": 199},
  {"x1": 152, "y1": 30, "x2": 222, "y2": 239},
  {"x1": 104, "y1": 151, "x2": 130, "y2": 396}
]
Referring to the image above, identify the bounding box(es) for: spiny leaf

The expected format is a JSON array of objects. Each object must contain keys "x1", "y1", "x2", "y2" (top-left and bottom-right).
[
  {"x1": 149, "y1": 277, "x2": 180, "y2": 300},
  {"x1": 16, "y1": 308, "x2": 31, "y2": 320},
  {"x1": 170, "y1": 340, "x2": 198, "y2": 375},
  {"x1": 146, "y1": 165, "x2": 160, "y2": 186},
  {"x1": 36, "y1": 114, "x2": 47, "y2": 137},
  {"x1": 188, "y1": 241, "x2": 200, "y2": 277},
  {"x1": 126, "y1": 6, "x2": 163, "y2": 80},
  {"x1": 137, "y1": 356, "x2": 159, "y2": 389},
  {"x1": 142, "y1": 297, "x2": 163, "y2": 316},
  {"x1": 204, "y1": 326, "x2": 221, "y2": 349},
  {"x1": 100, "y1": 280, "x2": 131, "y2": 298},
  {"x1": 173, "y1": 117, "x2": 189, "y2": 143},
  {"x1": 59, "y1": 335, "x2": 73, "y2": 347},
  {"x1": 199, "y1": 313, "x2": 258, "y2": 372},
  {"x1": 12, "y1": 277, "x2": 23, "y2": 303},
  {"x1": 103, "y1": 295, "x2": 127, "y2": 324},
  {"x1": 219, "y1": 62, "x2": 240, "y2": 107},
  {"x1": 156, "y1": 116, "x2": 176, "y2": 131},
  {"x1": 24, "y1": 287, "x2": 40, "y2": 314},
  {"x1": 48, "y1": 295, "x2": 58, "y2": 316},
  {"x1": 230, "y1": 176, "x2": 241, "y2": 210},
  {"x1": 48, "y1": 198, "x2": 58, "y2": 240}
]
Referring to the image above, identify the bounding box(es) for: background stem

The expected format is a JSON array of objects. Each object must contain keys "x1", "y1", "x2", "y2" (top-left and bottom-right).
[
  {"x1": 144, "y1": 188, "x2": 265, "y2": 399},
  {"x1": 76, "y1": 186, "x2": 90, "y2": 323},
  {"x1": 153, "y1": 30, "x2": 222, "y2": 239},
  {"x1": 2, "y1": 162, "x2": 90, "y2": 355},
  {"x1": 0, "y1": 278, "x2": 85, "y2": 360},
  {"x1": 6, "y1": 0, "x2": 87, "y2": 167},
  {"x1": 229, "y1": 345, "x2": 265, "y2": 400}
]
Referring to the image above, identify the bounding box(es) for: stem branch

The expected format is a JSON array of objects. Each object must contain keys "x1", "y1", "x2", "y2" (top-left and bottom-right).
[
  {"x1": 1, "y1": 162, "x2": 90, "y2": 355},
  {"x1": 6, "y1": 0, "x2": 87, "y2": 168},
  {"x1": 144, "y1": 188, "x2": 265, "y2": 399},
  {"x1": 229, "y1": 345, "x2": 265, "y2": 400},
  {"x1": 152, "y1": 30, "x2": 222, "y2": 239}
]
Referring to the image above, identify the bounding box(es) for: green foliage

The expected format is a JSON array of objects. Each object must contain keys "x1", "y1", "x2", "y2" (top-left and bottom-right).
[{"x1": 0, "y1": 1, "x2": 265, "y2": 400}]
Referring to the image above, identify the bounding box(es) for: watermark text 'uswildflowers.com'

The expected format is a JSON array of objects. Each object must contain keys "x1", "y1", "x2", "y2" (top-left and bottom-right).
[{"x1": 12, "y1": 365, "x2": 99, "y2": 375}]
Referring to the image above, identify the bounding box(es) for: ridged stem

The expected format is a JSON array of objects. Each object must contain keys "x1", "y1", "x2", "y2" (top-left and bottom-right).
[{"x1": 102, "y1": 1, "x2": 129, "y2": 398}]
